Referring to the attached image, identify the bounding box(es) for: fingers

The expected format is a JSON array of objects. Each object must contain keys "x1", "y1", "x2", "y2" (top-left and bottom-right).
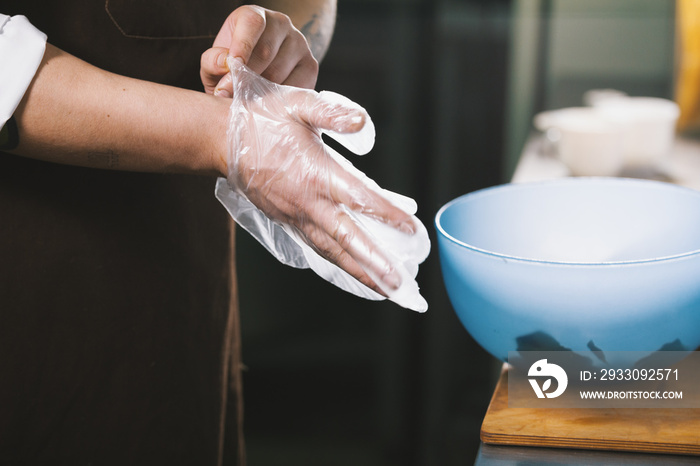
[
  {"x1": 202, "y1": 6, "x2": 319, "y2": 93},
  {"x1": 264, "y1": 37, "x2": 318, "y2": 89},
  {"x1": 218, "y1": 6, "x2": 319, "y2": 89},
  {"x1": 214, "y1": 73, "x2": 233, "y2": 98},
  {"x1": 283, "y1": 58, "x2": 319, "y2": 89},
  {"x1": 200, "y1": 47, "x2": 230, "y2": 95},
  {"x1": 296, "y1": 157, "x2": 419, "y2": 294},
  {"x1": 343, "y1": 183, "x2": 418, "y2": 235},
  {"x1": 294, "y1": 91, "x2": 368, "y2": 134},
  {"x1": 242, "y1": 9, "x2": 317, "y2": 88},
  {"x1": 304, "y1": 225, "x2": 386, "y2": 295},
  {"x1": 330, "y1": 210, "x2": 403, "y2": 292},
  {"x1": 303, "y1": 208, "x2": 400, "y2": 296},
  {"x1": 321, "y1": 152, "x2": 417, "y2": 234},
  {"x1": 226, "y1": 5, "x2": 267, "y2": 66}
]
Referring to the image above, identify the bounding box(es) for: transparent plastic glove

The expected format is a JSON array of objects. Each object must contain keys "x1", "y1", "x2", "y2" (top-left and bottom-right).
[{"x1": 215, "y1": 57, "x2": 430, "y2": 312}]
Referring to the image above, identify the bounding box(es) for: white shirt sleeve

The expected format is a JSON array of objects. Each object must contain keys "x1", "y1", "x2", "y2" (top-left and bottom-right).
[{"x1": 0, "y1": 14, "x2": 47, "y2": 128}]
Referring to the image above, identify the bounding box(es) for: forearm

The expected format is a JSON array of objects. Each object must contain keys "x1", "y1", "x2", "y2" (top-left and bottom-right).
[
  {"x1": 10, "y1": 44, "x2": 229, "y2": 177},
  {"x1": 256, "y1": 0, "x2": 337, "y2": 60}
]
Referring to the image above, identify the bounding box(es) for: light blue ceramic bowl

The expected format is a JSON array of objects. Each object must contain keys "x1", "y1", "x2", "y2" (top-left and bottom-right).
[{"x1": 435, "y1": 178, "x2": 700, "y2": 369}]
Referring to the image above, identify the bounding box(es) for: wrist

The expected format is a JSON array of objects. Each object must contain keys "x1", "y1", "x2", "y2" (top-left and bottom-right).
[
  {"x1": 205, "y1": 95, "x2": 231, "y2": 178},
  {"x1": 164, "y1": 89, "x2": 230, "y2": 177}
]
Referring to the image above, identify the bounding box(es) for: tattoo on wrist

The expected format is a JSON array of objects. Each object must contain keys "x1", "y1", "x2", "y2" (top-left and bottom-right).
[
  {"x1": 301, "y1": 14, "x2": 327, "y2": 60},
  {"x1": 0, "y1": 117, "x2": 19, "y2": 151}
]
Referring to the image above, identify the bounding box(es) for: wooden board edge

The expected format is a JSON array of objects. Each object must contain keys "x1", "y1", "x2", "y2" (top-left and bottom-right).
[{"x1": 480, "y1": 431, "x2": 700, "y2": 457}]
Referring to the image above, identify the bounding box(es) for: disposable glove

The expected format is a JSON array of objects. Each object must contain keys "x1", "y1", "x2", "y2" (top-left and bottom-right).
[{"x1": 216, "y1": 57, "x2": 430, "y2": 312}]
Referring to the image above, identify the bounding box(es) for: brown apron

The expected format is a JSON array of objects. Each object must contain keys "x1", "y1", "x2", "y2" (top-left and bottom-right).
[{"x1": 0, "y1": 1, "x2": 244, "y2": 464}]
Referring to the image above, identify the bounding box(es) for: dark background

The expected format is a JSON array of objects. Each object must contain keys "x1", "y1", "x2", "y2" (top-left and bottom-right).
[{"x1": 239, "y1": 0, "x2": 511, "y2": 464}]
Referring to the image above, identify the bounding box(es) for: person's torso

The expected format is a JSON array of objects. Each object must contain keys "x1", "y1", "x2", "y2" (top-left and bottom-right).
[{"x1": 0, "y1": 1, "x2": 242, "y2": 464}]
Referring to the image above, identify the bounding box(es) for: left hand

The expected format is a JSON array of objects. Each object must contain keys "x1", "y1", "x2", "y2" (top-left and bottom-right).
[
  {"x1": 223, "y1": 57, "x2": 423, "y2": 300},
  {"x1": 200, "y1": 5, "x2": 319, "y2": 96}
]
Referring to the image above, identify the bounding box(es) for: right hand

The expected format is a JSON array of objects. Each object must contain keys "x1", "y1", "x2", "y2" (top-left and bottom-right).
[{"x1": 200, "y1": 5, "x2": 318, "y2": 97}]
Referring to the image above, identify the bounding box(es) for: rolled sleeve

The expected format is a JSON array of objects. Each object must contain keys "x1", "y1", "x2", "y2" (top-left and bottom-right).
[{"x1": 0, "y1": 14, "x2": 47, "y2": 128}]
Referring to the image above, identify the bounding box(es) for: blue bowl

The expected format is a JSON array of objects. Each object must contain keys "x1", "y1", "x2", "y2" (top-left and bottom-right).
[{"x1": 435, "y1": 178, "x2": 700, "y2": 369}]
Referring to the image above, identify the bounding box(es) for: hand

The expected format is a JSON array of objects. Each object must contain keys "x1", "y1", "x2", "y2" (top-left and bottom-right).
[
  {"x1": 224, "y1": 58, "x2": 424, "y2": 298},
  {"x1": 201, "y1": 5, "x2": 319, "y2": 96}
]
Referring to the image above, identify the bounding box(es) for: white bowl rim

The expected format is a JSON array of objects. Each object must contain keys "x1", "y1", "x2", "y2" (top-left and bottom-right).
[{"x1": 434, "y1": 177, "x2": 700, "y2": 267}]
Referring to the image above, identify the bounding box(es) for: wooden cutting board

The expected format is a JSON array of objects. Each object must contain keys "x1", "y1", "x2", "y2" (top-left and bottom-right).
[{"x1": 481, "y1": 365, "x2": 700, "y2": 456}]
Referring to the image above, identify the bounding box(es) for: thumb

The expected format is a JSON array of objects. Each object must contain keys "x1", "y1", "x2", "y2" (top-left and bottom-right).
[
  {"x1": 200, "y1": 47, "x2": 230, "y2": 94},
  {"x1": 295, "y1": 90, "x2": 376, "y2": 155}
]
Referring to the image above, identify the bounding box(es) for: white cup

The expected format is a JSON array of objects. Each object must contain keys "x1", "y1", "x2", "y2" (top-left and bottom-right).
[
  {"x1": 534, "y1": 107, "x2": 624, "y2": 177},
  {"x1": 592, "y1": 97, "x2": 679, "y2": 168},
  {"x1": 582, "y1": 89, "x2": 628, "y2": 107}
]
